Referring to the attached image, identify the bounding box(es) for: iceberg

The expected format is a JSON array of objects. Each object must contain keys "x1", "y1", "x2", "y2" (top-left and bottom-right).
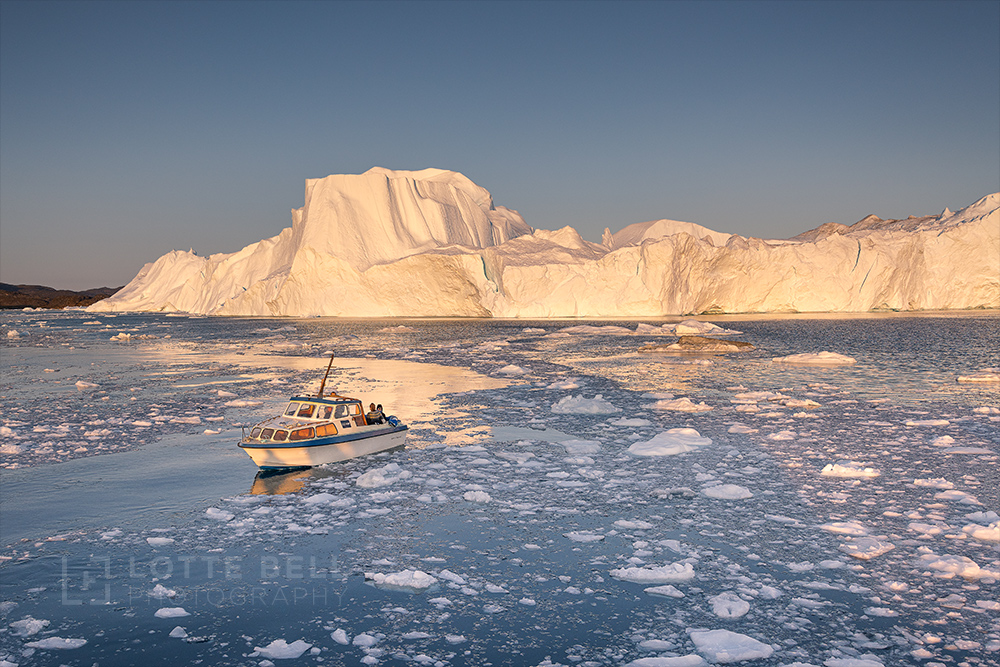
[{"x1": 89, "y1": 168, "x2": 1000, "y2": 317}]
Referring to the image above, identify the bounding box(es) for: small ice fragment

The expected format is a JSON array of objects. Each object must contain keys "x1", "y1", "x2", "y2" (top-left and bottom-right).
[
  {"x1": 702, "y1": 484, "x2": 753, "y2": 500},
  {"x1": 821, "y1": 461, "x2": 879, "y2": 477},
  {"x1": 463, "y1": 490, "x2": 491, "y2": 503},
  {"x1": 962, "y1": 521, "x2": 1000, "y2": 542},
  {"x1": 551, "y1": 394, "x2": 621, "y2": 414},
  {"x1": 628, "y1": 428, "x2": 712, "y2": 456},
  {"x1": 24, "y1": 637, "x2": 87, "y2": 649},
  {"x1": 146, "y1": 537, "x2": 175, "y2": 547},
  {"x1": 149, "y1": 584, "x2": 177, "y2": 599},
  {"x1": 331, "y1": 628, "x2": 349, "y2": 644},
  {"x1": 610, "y1": 562, "x2": 695, "y2": 583},
  {"x1": 772, "y1": 351, "x2": 856, "y2": 365},
  {"x1": 708, "y1": 592, "x2": 750, "y2": 618},
  {"x1": 154, "y1": 607, "x2": 190, "y2": 618},
  {"x1": 839, "y1": 537, "x2": 895, "y2": 560},
  {"x1": 649, "y1": 397, "x2": 713, "y2": 412},
  {"x1": 497, "y1": 365, "x2": 527, "y2": 375},
  {"x1": 688, "y1": 629, "x2": 773, "y2": 662},
  {"x1": 75, "y1": 380, "x2": 99, "y2": 391},
  {"x1": 9, "y1": 616, "x2": 49, "y2": 636},
  {"x1": 356, "y1": 462, "x2": 412, "y2": 488},
  {"x1": 205, "y1": 507, "x2": 234, "y2": 521},
  {"x1": 644, "y1": 584, "x2": 685, "y2": 598},
  {"x1": 624, "y1": 655, "x2": 707, "y2": 667},
  {"x1": 564, "y1": 531, "x2": 604, "y2": 543},
  {"x1": 365, "y1": 569, "x2": 437, "y2": 592},
  {"x1": 169, "y1": 626, "x2": 188, "y2": 638},
  {"x1": 819, "y1": 521, "x2": 868, "y2": 536},
  {"x1": 254, "y1": 639, "x2": 313, "y2": 659}
]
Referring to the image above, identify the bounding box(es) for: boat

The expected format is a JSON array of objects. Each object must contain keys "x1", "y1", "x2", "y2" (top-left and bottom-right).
[{"x1": 239, "y1": 354, "x2": 408, "y2": 470}]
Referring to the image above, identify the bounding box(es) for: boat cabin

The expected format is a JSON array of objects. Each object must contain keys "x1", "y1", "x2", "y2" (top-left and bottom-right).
[{"x1": 246, "y1": 395, "x2": 377, "y2": 444}]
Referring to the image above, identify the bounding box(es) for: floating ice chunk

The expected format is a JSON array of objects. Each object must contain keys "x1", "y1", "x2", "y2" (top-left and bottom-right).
[
  {"x1": 624, "y1": 655, "x2": 707, "y2": 667},
  {"x1": 688, "y1": 629, "x2": 773, "y2": 663},
  {"x1": 864, "y1": 607, "x2": 899, "y2": 617},
  {"x1": 708, "y1": 592, "x2": 750, "y2": 618},
  {"x1": 463, "y1": 490, "x2": 491, "y2": 503},
  {"x1": 75, "y1": 380, "x2": 99, "y2": 391},
  {"x1": 966, "y1": 510, "x2": 1000, "y2": 523},
  {"x1": 772, "y1": 352, "x2": 856, "y2": 365},
  {"x1": 6, "y1": 330, "x2": 18, "y2": 338},
  {"x1": 649, "y1": 397, "x2": 713, "y2": 412},
  {"x1": 303, "y1": 492, "x2": 338, "y2": 505},
  {"x1": 823, "y1": 659, "x2": 884, "y2": 667},
  {"x1": 957, "y1": 368, "x2": 1000, "y2": 383},
  {"x1": 561, "y1": 439, "x2": 601, "y2": 454},
  {"x1": 610, "y1": 562, "x2": 695, "y2": 584},
  {"x1": 905, "y1": 418, "x2": 950, "y2": 426},
  {"x1": 973, "y1": 406, "x2": 1000, "y2": 414},
  {"x1": 365, "y1": 569, "x2": 437, "y2": 592},
  {"x1": 628, "y1": 429, "x2": 712, "y2": 457},
  {"x1": 934, "y1": 489, "x2": 980, "y2": 504},
  {"x1": 217, "y1": 389, "x2": 237, "y2": 398},
  {"x1": 820, "y1": 461, "x2": 880, "y2": 477},
  {"x1": 768, "y1": 430, "x2": 797, "y2": 441},
  {"x1": 666, "y1": 320, "x2": 741, "y2": 336},
  {"x1": 205, "y1": 507, "x2": 234, "y2": 521},
  {"x1": 9, "y1": 616, "x2": 49, "y2": 636},
  {"x1": 564, "y1": 531, "x2": 604, "y2": 543},
  {"x1": 913, "y1": 478, "x2": 953, "y2": 489},
  {"x1": 253, "y1": 639, "x2": 313, "y2": 659},
  {"x1": 547, "y1": 378, "x2": 581, "y2": 390},
  {"x1": 154, "y1": 607, "x2": 190, "y2": 618},
  {"x1": 615, "y1": 519, "x2": 654, "y2": 530},
  {"x1": 551, "y1": 394, "x2": 621, "y2": 414},
  {"x1": 727, "y1": 424, "x2": 757, "y2": 434},
  {"x1": 169, "y1": 626, "x2": 188, "y2": 638},
  {"x1": 917, "y1": 553, "x2": 1000, "y2": 580},
  {"x1": 357, "y1": 462, "x2": 412, "y2": 488},
  {"x1": 149, "y1": 584, "x2": 177, "y2": 599},
  {"x1": 498, "y1": 365, "x2": 527, "y2": 376},
  {"x1": 331, "y1": 628, "x2": 349, "y2": 644},
  {"x1": 0, "y1": 443, "x2": 24, "y2": 454},
  {"x1": 644, "y1": 584, "x2": 685, "y2": 598},
  {"x1": 146, "y1": 537, "x2": 175, "y2": 547},
  {"x1": 611, "y1": 417, "x2": 653, "y2": 427},
  {"x1": 839, "y1": 537, "x2": 895, "y2": 560},
  {"x1": 702, "y1": 484, "x2": 753, "y2": 500},
  {"x1": 819, "y1": 521, "x2": 868, "y2": 536},
  {"x1": 958, "y1": 533, "x2": 999, "y2": 558},
  {"x1": 783, "y1": 398, "x2": 820, "y2": 408},
  {"x1": 24, "y1": 637, "x2": 87, "y2": 649},
  {"x1": 224, "y1": 399, "x2": 262, "y2": 407}
]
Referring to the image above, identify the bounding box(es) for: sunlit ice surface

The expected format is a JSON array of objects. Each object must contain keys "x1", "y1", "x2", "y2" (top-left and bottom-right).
[{"x1": 0, "y1": 310, "x2": 998, "y2": 666}]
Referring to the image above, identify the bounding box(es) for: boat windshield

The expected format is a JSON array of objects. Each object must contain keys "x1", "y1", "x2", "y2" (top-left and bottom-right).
[{"x1": 284, "y1": 402, "x2": 300, "y2": 416}]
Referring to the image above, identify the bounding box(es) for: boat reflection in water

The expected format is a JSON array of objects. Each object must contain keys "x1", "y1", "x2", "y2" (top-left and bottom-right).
[{"x1": 249, "y1": 467, "x2": 346, "y2": 495}]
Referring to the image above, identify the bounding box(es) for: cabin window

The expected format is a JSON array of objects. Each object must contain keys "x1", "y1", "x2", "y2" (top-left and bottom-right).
[
  {"x1": 334, "y1": 404, "x2": 348, "y2": 418},
  {"x1": 316, "y1": 423, "x2": 338, "y2": 437},
  {"x1": 250, "y1": 427, "x2": 262, "y2": 438},
  {"x1": 297, "y1": 404, "x2": 315, "y2": 418},
  {"x1": 261, "y1": 428, "x2": 275, "y2": 440},
  {"x1": 273, "y1": 430, "x2": 288, "y2": 442},
  {"x1": 290, "y1": 427, "x2": 315, "y2": 441},
  {"x1": 319, "y1": 406, "x2": 333, "y2": 420},
  {"x1": 349, "y1": 403, "x2": 361, "y2": 415},
  {"x1": 284, "y1": 403, "x2": 300, "y2": 416}
]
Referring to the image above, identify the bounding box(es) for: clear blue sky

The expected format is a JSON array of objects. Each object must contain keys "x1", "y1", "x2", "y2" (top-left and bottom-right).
[{"x1": 2, "y1": 1, "x2": 997, "y2": 290}]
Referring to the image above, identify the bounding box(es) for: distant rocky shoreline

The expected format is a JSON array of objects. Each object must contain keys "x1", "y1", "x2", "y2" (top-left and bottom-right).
[{"x1": 0, "y1": 283, "x2": 121, "y2": 310}]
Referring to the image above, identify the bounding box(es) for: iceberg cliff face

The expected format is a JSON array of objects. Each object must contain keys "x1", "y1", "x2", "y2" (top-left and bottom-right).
[{"x1": 89, "y1": 169, "x2": 1000, "y2": 317}]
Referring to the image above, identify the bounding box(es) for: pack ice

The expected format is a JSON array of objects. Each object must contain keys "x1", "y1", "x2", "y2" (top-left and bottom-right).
[{"x1": 88, "y1": 168, "x2": 999, "y2": 316}]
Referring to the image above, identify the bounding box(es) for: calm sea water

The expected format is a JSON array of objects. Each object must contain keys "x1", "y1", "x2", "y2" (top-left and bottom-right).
[{"x1": 1, "y1": 310, "x2": 997, "y2": 666}]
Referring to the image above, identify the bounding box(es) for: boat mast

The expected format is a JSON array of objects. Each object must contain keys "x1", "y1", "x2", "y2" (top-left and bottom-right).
[{"x1": 317, "y1": 352, "x2": 336, "y2": 398}]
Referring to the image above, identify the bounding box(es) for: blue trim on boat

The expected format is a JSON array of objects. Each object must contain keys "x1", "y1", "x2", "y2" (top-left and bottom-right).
[{"x1": 239, "y1": 424, "x2": 408, "y2": 450}]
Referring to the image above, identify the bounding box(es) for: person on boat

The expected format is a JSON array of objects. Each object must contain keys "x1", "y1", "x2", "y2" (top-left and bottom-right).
[{"x1": 367, "y1": 403, "x2": 385, "y2": 424}]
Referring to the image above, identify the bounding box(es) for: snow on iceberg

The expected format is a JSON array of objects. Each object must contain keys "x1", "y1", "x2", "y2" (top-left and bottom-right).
[{"x1": 88, "y1": 171, "x2": 1000, "y2": 317}]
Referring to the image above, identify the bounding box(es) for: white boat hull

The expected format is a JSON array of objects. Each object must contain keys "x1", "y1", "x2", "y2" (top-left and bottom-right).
[{"x1": 241, "y1": 428, "x2": 407, "y2": 469}]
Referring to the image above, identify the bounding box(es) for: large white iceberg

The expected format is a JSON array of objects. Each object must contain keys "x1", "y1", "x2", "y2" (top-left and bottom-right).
[{"x1": 89, "y1": 168, "x2": 1000, "y2": 316}]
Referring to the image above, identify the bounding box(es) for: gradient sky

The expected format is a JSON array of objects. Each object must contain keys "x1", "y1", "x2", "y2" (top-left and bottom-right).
[{"x1": 1, "y1": 1, "x2": 998, "y2": 290}]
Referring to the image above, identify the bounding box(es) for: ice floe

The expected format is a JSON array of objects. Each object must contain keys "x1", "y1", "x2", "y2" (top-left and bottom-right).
[
  {"x1": 772, "y1": 352, "x2": 857, "y2": 365},
  {"x1": 628, "y1": 429, "x2": 713, "y2": 456}
]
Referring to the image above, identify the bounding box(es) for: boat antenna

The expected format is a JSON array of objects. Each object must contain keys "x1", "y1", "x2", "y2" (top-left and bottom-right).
[{"x1": 317, "y1": 351, "x2": 336, "y2": 398}]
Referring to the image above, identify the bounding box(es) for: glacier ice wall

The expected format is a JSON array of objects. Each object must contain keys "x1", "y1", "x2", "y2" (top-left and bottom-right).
[{"x1": 89, "y1": 168, "x2": 1000, "y2": 317}]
